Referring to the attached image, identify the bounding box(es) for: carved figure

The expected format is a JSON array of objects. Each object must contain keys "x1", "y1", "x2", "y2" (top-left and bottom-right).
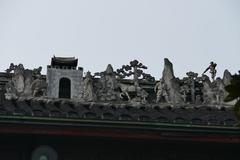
[
  {"x1": 95, "y1": 64, "x2": 119, "y2": 101},
  {"x1": 200, "y1": 74, "x2": 229, "y2": 105},
  {"x1": 212, "y1": 78, "x2": 226, "y2": 104},
  {"x1": 5, "y1": 63, "x2": 48, "y2": 99},
  {"x1": 6, "y1": 63, "x2": 25, "y2": 93},
  {"x1": 185, "y1": 71, "x2": 198, "y2": 103},
  {"x1": 119, "y1": 84, "x2": 132, "y2": 100},
  {"x1": 31, "y1": 75, "x2": 47, "y2": 97},
  {"x1": 201, "y1": 75, "x2": 216, "y2": 104},
  {"x1": 5, "y1": 81, "x2": 18, "y2": 100},
  {"x1": 83, "y1": 72, "x2": 96, "y2": 101},
  {"x1": 119, "y1": 84, "x2": 148, "y2": 103},
  {"x1": 203, "y1": 61, "x2": 217, "y2": 81},
  {"x1": 137, "y1": 87, "x2": 148, "y2": 103},
  {"x1": 154, "y1": 79, "x2": 169, "y2": 103},
  {"x1": 180, "y1": 84, "x2": 190, "y2": 103},
  {"x1": 33, "y1": 66, "x2": 42, "y2": 78},
  {"x1": 22, "y1": 70, "x2": 34, "y2": 96},
  {"x1": 4, "y1": 63, "x2": 26, "y2": 99}
]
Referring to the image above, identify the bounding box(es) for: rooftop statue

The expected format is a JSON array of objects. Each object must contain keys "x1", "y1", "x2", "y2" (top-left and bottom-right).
[
  {"x1": 185, "y1": 71, "x2": 199, "y2": 103},
  {"x1": 83, "y1": 71, "x2": 96, "y2": 102},
  {"x1": 198, "y1": 71, "x2": 232, "y2": 105},
  {"x1": 94, "y1": 64, "x2": 119, "y2": 101},
  {"x1": 5, "y1": 81, "x2": 18, "y2": 100},
  {"x1": 154, "y1": 79, "x2": 170, "y2": 103},
  {"x1": 201, "y1": 74, "x2": 217, "y2": 104},
  {"x1": 203, "y1": 61, "x2": 217, "y2": 81},
  {"x1": 6, "y1": 63, "x2": 25, "y2": 93},
  {"x1": 31, "y1": 74, "x2": 47, "y2": 97},
  {"x1": 32, "y1": 66, "x2": 42, "y2": 78}
]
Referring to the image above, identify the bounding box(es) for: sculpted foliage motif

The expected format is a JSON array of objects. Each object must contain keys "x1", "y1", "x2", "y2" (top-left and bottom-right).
[{"x1": 116, "y1": 60, "x2": 154, "y2": 103}]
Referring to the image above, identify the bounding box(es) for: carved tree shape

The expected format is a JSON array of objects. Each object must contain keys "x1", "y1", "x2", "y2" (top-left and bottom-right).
[{"x1": 116, "y1": 60, "x2": 155, "y2": 87}]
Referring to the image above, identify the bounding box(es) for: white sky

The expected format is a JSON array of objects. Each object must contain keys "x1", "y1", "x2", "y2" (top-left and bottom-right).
[{"x1": 0, "y1": 0, "x2": 240, "y2": 79}]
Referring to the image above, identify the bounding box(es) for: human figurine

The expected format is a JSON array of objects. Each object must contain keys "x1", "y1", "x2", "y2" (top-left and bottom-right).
[
  {"x1": 180, "y1": 85, "x2": 190, "y2": 103},
  {"x1": 203, "y1": 61, "x2": 217, "y2": 81},
  {"x1": 213, "y1": 77, "x2": 226, "y2": 104},
  {"x1": 6, "y1": 63, "x2": 25, "y2": 93},
  {"x1": 83, "y1": 71, "x2": 96, "y2": 101},
  {"x1": 33, "y1": 66, "x2": 42, "y2": 78},
  {"x1": 101, "y1": 65, "x2": 118, "y2": 101},
  {"x1": 5, "y1": 81, "x2": 18, "y2": 100},
  {"x1": 30, "y1": 74, "x2": 47, "y2": 97},
  {"x1": 136, "y1": 87, "x2": 148, "y2": 104},
  {"x1": 154, "y1": 79, "x2": 169, "y2": 103}
]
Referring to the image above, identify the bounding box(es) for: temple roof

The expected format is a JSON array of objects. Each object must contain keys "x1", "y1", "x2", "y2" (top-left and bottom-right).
[
  {"x1": 51, "y1": 56, "x2": 78, "y2": 67},
  {"x1": 1, "y1": 58, "x2": 239, "y2": 143},
  {"x1": 0, "y1": 98, "x2": 239, "y2": 143}
]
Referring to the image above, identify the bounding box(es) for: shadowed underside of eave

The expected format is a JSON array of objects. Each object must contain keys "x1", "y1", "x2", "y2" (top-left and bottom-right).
[
  {"x1": 0, "y1": 115, "x2": 239, "y2": 144},
  {"x1": 0, "y1": 98, "x2": 238, "y2": 126}
]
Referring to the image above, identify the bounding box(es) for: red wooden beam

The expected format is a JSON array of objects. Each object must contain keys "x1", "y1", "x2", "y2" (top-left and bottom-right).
[{"x1": 0, "y1": 123, "x2": 239, "y2": 143}]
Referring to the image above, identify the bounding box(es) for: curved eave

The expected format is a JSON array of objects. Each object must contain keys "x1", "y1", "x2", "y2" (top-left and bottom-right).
[
  {"x1": 51, "y1": 57, "x2": 78, "y2": 67},
  {"x1": 0, "y1": 115, "x2": 239, "y2": 143}
]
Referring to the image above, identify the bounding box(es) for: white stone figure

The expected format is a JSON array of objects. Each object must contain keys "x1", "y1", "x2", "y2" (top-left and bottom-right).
[
  {"x1": 83, "y1": 72, "x2": 96, "y2": 101},
  {"x1": 213, "y1": 78, "x2": 227, "y2": 104},
  {"x1": 96, "y1": 64, "x2": 119, "y2": 101},
  {"x1": 4, "y1": 63, "x2": 26, "y2": 99},
  {"x1": 136, "y1": 86, "x2": 148, "y2": 104},
  {"x1": 6, "y1": 63, "x2": 25, "y2": 93},
  {"x1": 180, "y1": 85, "x2": 190, "y2": 103},
  {"x1": 5, "y1": 81, "x2": 18, "y2": 100},
  {"x1": 154, "y1": 79, "x2": 169, "y2": 103},
  {"x1": 201, "y1": 75, "x2": 216, "y2": 104},
  {"x1": 31, "y1": 75, "x2": 47, "y2": 97}
]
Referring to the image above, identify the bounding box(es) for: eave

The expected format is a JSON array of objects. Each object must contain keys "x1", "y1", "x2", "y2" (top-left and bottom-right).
[{"x1": 0, "y1": 115, "x2": 239, "y2": 144}]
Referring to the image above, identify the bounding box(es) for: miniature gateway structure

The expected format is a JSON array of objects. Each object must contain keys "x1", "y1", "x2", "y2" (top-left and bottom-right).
[
  {"x1": 47, "y1": 56, "x2": 83, "y2": 99},
  {"x1": 0, "y1": 56, "x2": 239, "y2": 160}
]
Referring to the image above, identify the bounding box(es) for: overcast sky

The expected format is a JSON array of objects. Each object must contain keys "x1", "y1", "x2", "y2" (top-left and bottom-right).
[{"x1": 0, "y1": 0, "x2": 240, "y2": 79}]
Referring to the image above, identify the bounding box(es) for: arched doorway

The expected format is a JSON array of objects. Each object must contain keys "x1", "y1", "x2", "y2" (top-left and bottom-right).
[{"x1": 59, "y1": 78, "x2": 71, "y2": 98}]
